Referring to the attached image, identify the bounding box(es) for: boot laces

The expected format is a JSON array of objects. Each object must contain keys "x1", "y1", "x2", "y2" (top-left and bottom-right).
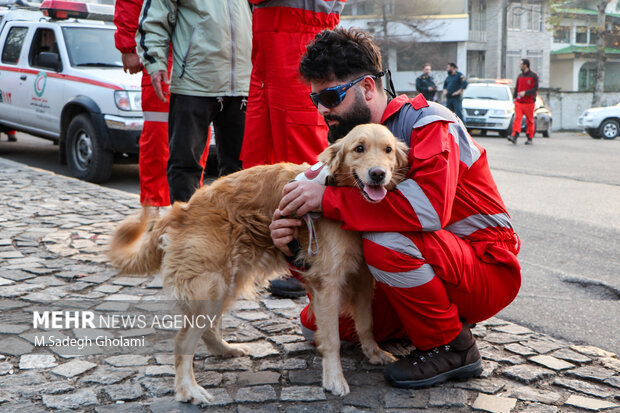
[{"x1": 407, "y1": 345, "x2": 450, "y2": 366}]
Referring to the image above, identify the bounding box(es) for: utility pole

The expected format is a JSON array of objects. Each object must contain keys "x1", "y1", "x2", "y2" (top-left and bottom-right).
[{"x1": 501, "y1": 0, "x2": 508, "y2": 78}]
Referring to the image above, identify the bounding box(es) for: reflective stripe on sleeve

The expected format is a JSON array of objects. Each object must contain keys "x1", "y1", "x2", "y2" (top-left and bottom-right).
[
  {"x1": 367, "y1": 263, "x2": 435, "y2": 288},
  {"x1": 445, "y1": 213, "x2": 513, "y2": 237},
  {"x1": 143, "y1": 111, "x2": 169, "y2": 122},
  {"x1": 254, "y1": 0, "x2": 346, "y2": 14},
  {"x1": 363, "y1": 232, "x2": 423, "y2": 259},
  {"x1": 396, "y1": 180, "x2": 441, "y2": 231}
]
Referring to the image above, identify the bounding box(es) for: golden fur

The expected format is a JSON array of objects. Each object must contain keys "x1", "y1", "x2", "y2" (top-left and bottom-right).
[{"x1": 108, "y1": 124, "x2": 409, "y2": 404}]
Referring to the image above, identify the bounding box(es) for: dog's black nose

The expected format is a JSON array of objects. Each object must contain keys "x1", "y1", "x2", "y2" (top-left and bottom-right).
[{"x1": 369, "y1": 167, "x2": 386, "y2": 183}]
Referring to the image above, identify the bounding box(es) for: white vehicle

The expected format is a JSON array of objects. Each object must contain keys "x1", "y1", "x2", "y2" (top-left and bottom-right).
[
  {"x1": 462, "y1": 82, "x2": 515, "y2": 137},
  {"x1": 0, "y1": 1, "x2": 142, "y2": 182},
  {"x1": 578, "y1": 103, "x2": 620, "y2": 140}
]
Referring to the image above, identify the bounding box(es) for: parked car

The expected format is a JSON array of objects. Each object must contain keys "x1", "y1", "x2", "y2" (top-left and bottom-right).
[
  {"x1": 519, "y1": 95, "x2": 552, "y2": 138},
  {"x1": 462, "y1": 82, "x2": 514, "y2": 137},
  {"x1": 578, "y1": 103, "x2": 620, "y2": 139}
]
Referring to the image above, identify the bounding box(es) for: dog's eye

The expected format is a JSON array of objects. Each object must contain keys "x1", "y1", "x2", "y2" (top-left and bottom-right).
[
  {"x1": 385, "y1": 146, "x2": 393, "y2": 154},
  {"x1": 354, "y1": 145, "x2": 364, "y2": 153}
]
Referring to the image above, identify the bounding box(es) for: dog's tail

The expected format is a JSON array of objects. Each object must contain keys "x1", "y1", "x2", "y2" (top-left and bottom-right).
[{"x1": 107, "y1": 209, "x2": 170, "y2": 276}]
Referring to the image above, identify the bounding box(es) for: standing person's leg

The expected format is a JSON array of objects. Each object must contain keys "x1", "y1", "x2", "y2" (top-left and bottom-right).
[
  {"x1": 446, "y1": 97, "x2": 455, "y2": 113},
  {"x1": 453, "y1": 97, "x2": 464, "y2": 121},
  {"x1": 140, "y1": 80, "x2": 170, "y2": 209},
  {"x1": 510, "y1": 101, "x2": 524, "y2": 144},
  {"x1": 167, "y1": 94, "x2": 212, "y2": 203},
  {"x1": 525, "y1": 102, "x2": 536, "y2": 140},
  {"x1": 212, "y1": 96, "x2": 245, "y2": 177}
]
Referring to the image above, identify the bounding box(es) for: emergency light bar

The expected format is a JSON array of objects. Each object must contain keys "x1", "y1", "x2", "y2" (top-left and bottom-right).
[{"x1": 40, "y1": 0, "x2": 114, "y2": 22}]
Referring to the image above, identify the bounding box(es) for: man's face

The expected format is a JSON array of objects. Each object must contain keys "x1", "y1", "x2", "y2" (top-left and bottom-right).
[
  {"x1": 310, "y1": 78, "x2": 372, "y2": 143},
  {"x1": 446, "y1": 65, "x2": 453, "y2": 74},
  {"x1": 423, "y1": 65, "x2": 431, "y2": 75},
  {"x1": 520, "y1": 62, "x2": 527, "y2": 72}
]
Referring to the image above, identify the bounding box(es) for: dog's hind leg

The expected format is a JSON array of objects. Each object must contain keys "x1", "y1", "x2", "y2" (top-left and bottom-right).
[
  {"x1": 312, "y1": 286, "x2": 350, "y2": 396},
  {"x1": 201, "y1": 321, "x2": 250, "y2": 357},
  {"x1": 174, "y1": 323, "x2": 213, "y2": 405},
  {"x1": 351, "y1": 268, "x2": 396, "y2": 365}
]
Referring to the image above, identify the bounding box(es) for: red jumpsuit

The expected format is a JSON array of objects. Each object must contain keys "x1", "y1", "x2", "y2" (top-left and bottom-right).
[
  {"x1": 301, "y1": 95, "x2": 521, "y2": 350},
  {"x1": 240, "y1": 0, "x2": 345, "y2": 167},
  {"x1": 113, "y1": 0, "x2": 208, "y2": 206}
]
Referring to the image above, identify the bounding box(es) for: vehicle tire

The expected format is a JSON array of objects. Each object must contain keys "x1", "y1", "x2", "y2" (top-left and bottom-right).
[
  {"x1": 66, "y1": 114, "x2": 113, "y2": 183},
  {"x1": 479, "y1": 129, "x2": 487, "y2": 136},
  {"x1": 586, "y1": 128, "x2": 601, "y2": 139},
  {"x1": 599, "y1": 119, "x2": 619, "y2": 140},
  {"x1": 542, "y1": 121, "x2": 551, "y2": 138}
]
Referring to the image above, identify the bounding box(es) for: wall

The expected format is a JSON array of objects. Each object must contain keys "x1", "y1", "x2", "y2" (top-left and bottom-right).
[
  {"x1": 549, "y1": 59, "x2": 575, "y2": 90},
  {"x1": 541, "y1": 90, "x2": 620, "y2": 130}
]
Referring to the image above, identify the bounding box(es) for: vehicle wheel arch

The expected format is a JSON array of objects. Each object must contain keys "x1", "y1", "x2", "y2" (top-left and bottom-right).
[
  {"x1": 59, "y1": 97, "x2": 103, "y2": 163},
  {"x1": 599, "y1": 117, "x2": 620, "y2": 139}
]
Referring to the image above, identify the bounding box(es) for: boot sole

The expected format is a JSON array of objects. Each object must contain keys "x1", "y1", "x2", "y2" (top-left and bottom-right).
[
  {"x1": 384, "y1": 358, "x2": 482, "y2": 389},
  {"x1": 268, "y1": 289, "x2": 306, "y2": 298}
]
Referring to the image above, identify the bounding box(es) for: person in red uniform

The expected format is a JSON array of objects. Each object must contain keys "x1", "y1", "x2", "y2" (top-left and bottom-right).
[
  {"x1": 270, "y1": 27, "x2": 521, "y2": 389},
  {"x1": 241, "y1": 0, "x2": 345, "y2": 298},
  {"x1": 113, "y1": 0, "x2": 207, "y2": 215},
  {"x1": 509, "y1": 58, "x2": 539, "y2": 145}
]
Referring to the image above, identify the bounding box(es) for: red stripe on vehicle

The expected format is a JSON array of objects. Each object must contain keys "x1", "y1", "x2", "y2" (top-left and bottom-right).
[{"x1": 0, "y1": 65, "x2": 123, "y2": 90}]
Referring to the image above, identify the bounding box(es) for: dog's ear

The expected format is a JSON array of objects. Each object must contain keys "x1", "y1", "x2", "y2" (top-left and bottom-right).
[
  {"x1": 395, "y1": 140, "x2": 410, "y2": 170},
  {"x1": 318, "y1": 139, "x2": 345, "y2": 175}
]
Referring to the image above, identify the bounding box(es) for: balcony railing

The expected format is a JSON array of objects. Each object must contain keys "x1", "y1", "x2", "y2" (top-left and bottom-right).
[{"x1": 469, "y1": 30, "x2": 487, "y2": 42}]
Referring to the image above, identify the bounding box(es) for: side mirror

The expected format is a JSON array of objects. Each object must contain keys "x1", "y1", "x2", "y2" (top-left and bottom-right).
[{"x1": 38, "y1": 52, "x2": 61, "y2": 71}]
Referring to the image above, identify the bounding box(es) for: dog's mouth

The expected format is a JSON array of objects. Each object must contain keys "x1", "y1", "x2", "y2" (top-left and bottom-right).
[{"x1": 353, "y1": 172, "x2": 388, "y2": 203}]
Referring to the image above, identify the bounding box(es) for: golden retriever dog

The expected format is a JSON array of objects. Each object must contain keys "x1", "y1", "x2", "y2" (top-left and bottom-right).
[{"x1": 108, "y1": 124, "x2": 409, "y2": 404}]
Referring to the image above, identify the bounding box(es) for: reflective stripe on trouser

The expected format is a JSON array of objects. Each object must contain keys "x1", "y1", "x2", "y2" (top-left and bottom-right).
[
  {"x1": 362, "y1": 230, "x2": 521, "y2": 350},
  {"x1": 139, "y1": 83, "x2": 170, "y2": 207},
  {"x1": 513, "y1": 101, "x2": 535, "y2": 138}
]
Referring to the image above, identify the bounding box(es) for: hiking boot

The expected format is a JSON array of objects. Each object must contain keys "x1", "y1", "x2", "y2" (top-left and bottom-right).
[
  {"x1": 269, "y1": 275, "x2": 306, "y2": 298},
  {"x1": 524, "y1": 137, "x2": 533, "y2": 145},
  {"x1": 383, "y1": 324, "x2": 482, "y2": 389},
  {"x1": 507, "y1": 133, "x2": 518, "y2": 144}
]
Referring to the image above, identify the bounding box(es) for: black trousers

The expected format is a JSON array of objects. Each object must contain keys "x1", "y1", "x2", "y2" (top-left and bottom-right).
[
  {"x1": 446, "y1": 96, "x2": 464, "y2": 121},
  {"x1": 167, "y1": 94, "x2": 245, "y2": 203}
]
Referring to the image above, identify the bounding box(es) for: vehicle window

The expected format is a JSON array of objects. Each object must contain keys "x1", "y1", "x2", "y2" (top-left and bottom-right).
[
  {"x1": 29, "y1": 28, "x2": 59, "y2": 68},
  {"x1": 61, "y1": 27, "x2": 122, "y2": 68},
  {"x1": 1, "y1": 26, "x2": 28, "y2": 64},
  {"x1": 463, "y1": 85, "x2": 511, "y2": 101}
]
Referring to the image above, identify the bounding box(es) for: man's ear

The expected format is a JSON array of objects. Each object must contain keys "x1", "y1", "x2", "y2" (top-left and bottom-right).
[{"x1": 318, "y1": 139, "x2": 345, "y2": 175}]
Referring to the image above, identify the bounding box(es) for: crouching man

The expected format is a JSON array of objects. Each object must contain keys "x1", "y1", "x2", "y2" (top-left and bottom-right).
[{"x1": 269, "y1": 27, "x2": 522, "y2": 389}]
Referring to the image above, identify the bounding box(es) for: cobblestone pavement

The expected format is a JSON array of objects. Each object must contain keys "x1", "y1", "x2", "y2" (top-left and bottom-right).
[{"x1": 0, "y1": 157, "x2": 619, "y2": 413}]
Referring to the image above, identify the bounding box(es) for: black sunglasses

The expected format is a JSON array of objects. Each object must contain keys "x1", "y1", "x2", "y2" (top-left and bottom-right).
[{"x1": 309, "y1": 72, "x2": 384, "y2": 108}]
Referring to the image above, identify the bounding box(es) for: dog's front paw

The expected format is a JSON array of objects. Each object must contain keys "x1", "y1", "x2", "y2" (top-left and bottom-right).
[
  {"x1": 323, "y1": 372, "x2": 350, "y2": 396},
  {"x1": 362, "y1": 344, "x2": 397, "y2": 365},
  {"x1": 175, "y1": 383, "x2": 213, "y2": 405},
  {"x1": 222, "y1": 342, "x2": 251, "y2": 357}
]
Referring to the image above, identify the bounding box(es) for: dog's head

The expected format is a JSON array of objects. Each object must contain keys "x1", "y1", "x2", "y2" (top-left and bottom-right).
[{"x1": 318, "y1": 124, "x2": 409, "y2": 203}]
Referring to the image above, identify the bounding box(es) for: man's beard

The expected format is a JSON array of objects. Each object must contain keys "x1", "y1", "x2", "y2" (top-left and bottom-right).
[{"x1": 325, "y1": 89, "x2": 372, "y2": 143}]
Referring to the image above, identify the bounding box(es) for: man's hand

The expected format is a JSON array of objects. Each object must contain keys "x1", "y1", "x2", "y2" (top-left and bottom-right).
[
  {"x1": 278, "y1": 181, "x2": 325, "y2": 218},
  {"x1": 270, "y1": 209, "x2": 302, "y2": 256},
  {"x1": 442, "y1": 89, "x2": 447, "y2": 96},
  {"x1": 517, "y1": 90, "x2": 526, "y2": 98},
  {"x1": 150, "y1": 70, "x2": 170, "y2": 103},
  {"x1": 121, "y1": 52, "x2": 143, "y2": 74}
]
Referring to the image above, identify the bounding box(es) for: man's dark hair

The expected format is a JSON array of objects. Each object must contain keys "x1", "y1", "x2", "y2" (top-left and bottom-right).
[
  {"x1": 521, "y1": 58, "x2": 530, "y2": 68},
  {"x1": 300, "y1": 27, "x2": 383, "y2": 85},
  {"x1": 448, "y1": 62, "x2": 458, "y2": 69}
]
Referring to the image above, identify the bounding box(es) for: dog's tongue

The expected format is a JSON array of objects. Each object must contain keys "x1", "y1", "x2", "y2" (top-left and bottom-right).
[{"x1": 364, "y1": 184, "x2": 387, "y2": 202}]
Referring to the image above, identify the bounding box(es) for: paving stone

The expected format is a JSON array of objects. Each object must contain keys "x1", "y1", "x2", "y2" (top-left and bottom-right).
[
  {"x1": 604, "y1": 375, "x2": 620, "y2": 389},
  {"x1": 95, "y1": 403, "x2": 147, "y2": 413},
  {"x1": 481, "y1": 347, "x2": 526, "y2": 365},
  {"x1": 0, "y1": 362, "x2": 13, "y2": 375},
  {"x1": 282, "y1": 341, "x2": 315, "y2": 355},
  {"x1": 104, "y1": 354, "x2": 150, "y2": 367},
  {"x1": 0, "y1": 277, "x2": 15, "y2": 286},
  {"x1": 253, "y1": 319, "x2": 299, "y2": 335},
  {"x1": 261, "y1": 298, "x2": 297, "y2": 309},
  {"x1": 267, "y1": 334, "x2": 306, "y2": 345},
  {"x1": 550, "y1": 347, "x2": 593, "y2": 363},
  {"x1": 482, "y1": 332, "x2": 523, "y2": 345},
  {"x1": 599, "y1": 357, "x2": 620, "y2": 371},
  {"x1": 0, "y1": 283, "x2": 45, "y2": 298},
  {"x1": 248, "y1": 341, "x2": 279, "y2": 358},
  {"x1": 235, "y1": 385, "x2": 277, "y2": 403},
  {"x1": 257, "y1": 358, "x2": 307, "y2": 371},
  {"x1": 510, "y1": 386, "x2": 562, "y2": 404},
  {"x1": 237, "y1": 371, "x2": 280, "y2": 386},
  {"x1": 103, "y1": 383, "x2": 144, "y2": 401},
  {"x1": 289, "y1": 369, "x2": 322, "y2": 385},
  {"x1": 0, "y1": 401, "x2": 48, "y2": 413},
  {"x1": 145, "y1": 365, "x2": 175, "y2": 376},
  {"x1": 235, "y1": 311, "x2": 270, "y2": 321},
  {"x1": 111, "y1": 277, "x2": 148, "y2": 287},
  {"x1": 342, "y1": 386, "x2": 382, "y2": 409},
  {"x1": 42, "y1": 389, "x2": 98, "y2": 410},
  {"x1": 51, "y1": 359, "x2": 97, "y2": 378},
  {"x1": 492, "y1": 324, "x2": 533, "y2": 335},
  {"x1": 571, "y1": 345, "x2": 617, "y2": 359},
  {"x1": 553, "y1": 377, "x2": 614, "y2": 398},
  {"x1": 428, "y1": 387, "x2": 467, "y2": 408},
  {"x1": 207, "y1": 356, "x2": 253, "y2": 371},
  {"x1": 564, "y1": 394, "x2": 619, "y2": 411},
  {"x1": 147, "y1": 398, "x2": 207, "y2": 412},
  {"x1": 454, "y1": 379, "x2": 506, "y2": 394},
  {"x1": 139, "y1": 377, "x2": 175, "y2": 397},
  {"x1": 0, "y1": 336, "x2": 34, "y2": 356},
  {"x1": 566, "y1": 365, "x2": 616, "y2": 383},
  {"x1": 281, "y1": 385, "x2": 326, "y2": 402},
  {"x1": 195, "y1": 371, "x2": 224, "y2": 387},
  {"x1": 505, "y1": 343, "x2": 537, "y2": 357},
  {"x1": 0, "y1": 271, "x2": 36, "y2": 281},
  {"x1": 383, "y1": 387, "x2": 428, "y2": 409},
  {"x1": 502, "y1": 365, "x2": 555, "y2": 384},
  {"x1": 19, "y1": 380, "x2": 75, "y2": 397},
  {"x1": 18, "y1": 353, "x2": 57, "y2": 369},
  {"x1": 94, "y1": 284, "x2": 123, "y2": 294},
  {"x1": 524, "y1": 339, "x2": 565, "y2": 354},
  {"x1": 472, "y1": 393, "x2": 518, "y2": 413},
  {"x1": 529, "y1": 354, "x2": 575, "y2": 371},
  {"x1": 238, "y1": 404, "x2": 280, "y2": 413},
  {"x1": 0, "y1": 323, "x2": 30, "y2": 334},
  {"x1": 79, "y1": 366, "x2": 136, "y2": 385}
]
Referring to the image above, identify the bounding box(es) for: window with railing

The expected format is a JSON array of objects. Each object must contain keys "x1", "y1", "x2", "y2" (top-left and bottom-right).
[
  {"x1": 553, "y1": 26, "x2": 571, "y2": 43},
  {"x1": 576, "y1": 26, "x2": 588, "y2": 43}
]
